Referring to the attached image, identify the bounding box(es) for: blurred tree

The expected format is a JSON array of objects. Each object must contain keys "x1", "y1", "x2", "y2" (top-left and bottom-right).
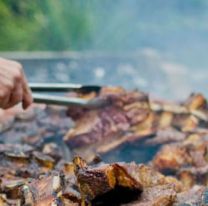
[
  {"x1": 0, "y1": 0, "x2": 208, "y2": 51},
  {"x1": 0, "y1": 0, "x2": 93, "y2": 50}
]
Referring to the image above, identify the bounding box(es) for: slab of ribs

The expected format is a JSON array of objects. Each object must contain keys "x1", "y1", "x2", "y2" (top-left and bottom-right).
[{"x1": 0, "y1": 86, "x2": 208, "y2": 205}]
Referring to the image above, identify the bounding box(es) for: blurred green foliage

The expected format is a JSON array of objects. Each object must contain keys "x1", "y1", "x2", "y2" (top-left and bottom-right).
[
  {"x1": 0, "y1": 0, "x2": 207, "y2": 51},
  {"x1": 0, "y1": 0, "x2": 94, "y2": 51}
]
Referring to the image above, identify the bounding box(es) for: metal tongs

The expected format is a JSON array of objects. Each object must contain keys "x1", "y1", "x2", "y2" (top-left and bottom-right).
[{"x1": 30, "y1": 83, "x2": 107, "y2": 108}]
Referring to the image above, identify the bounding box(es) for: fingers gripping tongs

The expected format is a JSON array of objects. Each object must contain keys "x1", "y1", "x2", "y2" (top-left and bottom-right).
[{"x1": 30, "y1": 83, "x2": 106, "y2": 108}]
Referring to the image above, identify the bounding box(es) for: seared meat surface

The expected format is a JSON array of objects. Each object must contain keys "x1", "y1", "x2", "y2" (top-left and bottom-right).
[
  {"x1": 0, "y1": 87, "x2": 208, "y2": 205},
  {"x1": 65, "y1": 89, "x2": 208, "y2": 162},
  {"x1": 1, "y1": 153, "x2": 207, "y2": 206},
  {"x1": 65, "y1": 87, "x2": 150, "y2": 162}
]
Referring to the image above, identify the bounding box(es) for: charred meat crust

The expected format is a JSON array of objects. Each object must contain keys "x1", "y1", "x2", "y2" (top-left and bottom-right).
[{"x1": 0, "y1": 88, "x2": 208, "y2": 205}]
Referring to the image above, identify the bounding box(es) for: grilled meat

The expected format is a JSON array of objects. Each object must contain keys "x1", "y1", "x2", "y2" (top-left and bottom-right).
[
  {"x1": 65, "y1": 87, "x2": 150, "y2": 162},
  {"x1": 64, "y1": 89, "x2": 208, "y2": 161},
  {"x1": 0, "y1": 147, "x2": 206, "y2": 206},
  {"x1": 152, "y1": 133, "x2": 208, "y2": 177},
  {"x1": 0, "y1": 87, "x2": 208, "y2": 205}
]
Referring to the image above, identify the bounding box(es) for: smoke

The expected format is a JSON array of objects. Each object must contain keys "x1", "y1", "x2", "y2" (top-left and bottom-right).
[{"x1": 86, "y1": 0, "x2": 208, "y2": 65}]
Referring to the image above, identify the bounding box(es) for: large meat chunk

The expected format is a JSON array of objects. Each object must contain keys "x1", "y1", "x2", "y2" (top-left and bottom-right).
[
  {"x1": 65, "y1": 87, "x2": 151, "y2": 161},
  {"x1": 152, "y1": 134, "x2": 208, "y2": 172},
  {"x1": 65, "y1": 87, "x2": 150, "y2": 146},
  {"x1": 74, "y1": 157, "x2": 182, "y2": 206},
  {"x1": 73, "y1": 157, "x2": 142, "y2": 204}
]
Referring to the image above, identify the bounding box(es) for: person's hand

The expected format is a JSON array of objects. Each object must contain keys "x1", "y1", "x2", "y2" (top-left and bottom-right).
[{"x1": 0, "y1": 58, "x2": 33, "y2": 109}]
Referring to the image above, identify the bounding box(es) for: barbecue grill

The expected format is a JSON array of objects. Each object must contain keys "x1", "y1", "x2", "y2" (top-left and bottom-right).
[{"x1": 0, "y1": 52, "x2": 208, "y2": 205}]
